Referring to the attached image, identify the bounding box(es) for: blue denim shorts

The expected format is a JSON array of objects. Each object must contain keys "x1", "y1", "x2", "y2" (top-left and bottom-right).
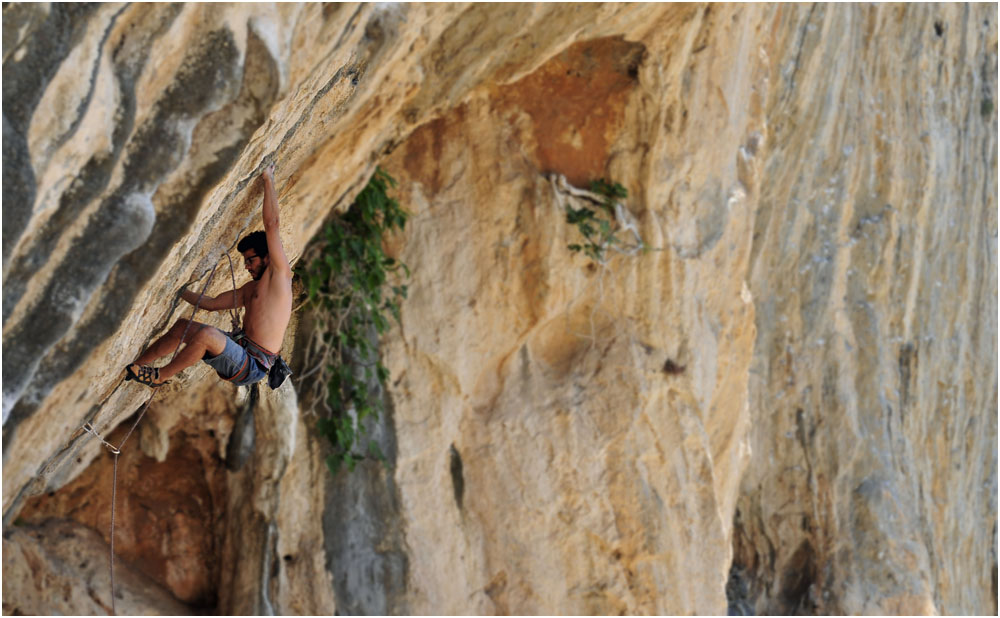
[{"x1": 203, "y1": 334, "x2": 268, "y2": 386}]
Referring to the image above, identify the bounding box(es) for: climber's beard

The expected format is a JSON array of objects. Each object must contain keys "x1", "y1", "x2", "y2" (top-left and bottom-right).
[{"x1": 247, "y1": 259, "x2": 268, "y2": 281}]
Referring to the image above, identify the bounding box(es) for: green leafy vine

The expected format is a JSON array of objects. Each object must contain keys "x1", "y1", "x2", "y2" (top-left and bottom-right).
[
  {"x1": 296, "y1": 167, "x2": 409, "y2": 474},
  {"x1": 565, "y1": 178, "x2": 643, "y2": 262}
]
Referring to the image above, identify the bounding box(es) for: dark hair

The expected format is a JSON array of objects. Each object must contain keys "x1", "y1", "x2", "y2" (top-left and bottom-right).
[{"x1": 237, "y1": 230, "x2": 268, "y2": 258}]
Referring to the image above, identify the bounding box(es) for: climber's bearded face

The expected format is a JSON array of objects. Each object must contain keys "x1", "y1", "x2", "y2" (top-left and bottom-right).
[{"x1": 242, "y1": 249, "x2": 268, "y2": 281}]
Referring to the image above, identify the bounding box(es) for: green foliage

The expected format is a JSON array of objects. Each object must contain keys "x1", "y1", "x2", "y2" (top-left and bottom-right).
[
  {"x1": 565, "y1": 178, "x2": 633, "y2": 262},
  {"x1": 297, "y1": 167, "x2": 409, "y2": 474}
]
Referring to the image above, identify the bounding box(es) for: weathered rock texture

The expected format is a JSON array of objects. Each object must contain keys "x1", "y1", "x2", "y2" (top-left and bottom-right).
[
  {"x1": 731, "y1": 6, "x2": 997, "y2": 616},
  {"x1": 2, "y1": 518, "x2": 192, "y2": 616},
  {"x1": 2, "y1": 3, "x2": 996, "y2": 615}
]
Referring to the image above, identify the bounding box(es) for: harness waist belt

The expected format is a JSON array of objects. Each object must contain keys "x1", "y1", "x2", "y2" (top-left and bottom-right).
[{"x1": 238, "y1": 334, "x2": 278, "y2": 370}]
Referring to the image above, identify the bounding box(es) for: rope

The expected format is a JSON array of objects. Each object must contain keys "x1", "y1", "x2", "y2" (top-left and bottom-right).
[
  {"x1": 224, "y1": 251, "x2": 241, "y2": 333},
  {"x1": 84, "y1": 253, "x2": 238, "y2": 615},
  {"x1": 110, "y1": 449, "x2": 119, "y2": 614}
]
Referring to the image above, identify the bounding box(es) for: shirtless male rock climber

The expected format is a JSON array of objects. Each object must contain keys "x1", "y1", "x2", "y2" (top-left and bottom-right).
[{"x1": 125, "y1": 163, "x2": 292, "y2": 387}]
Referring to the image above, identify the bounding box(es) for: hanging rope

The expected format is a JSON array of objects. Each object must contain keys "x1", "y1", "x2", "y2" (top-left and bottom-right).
[
  {"x1": 224, "y1": 251, "x2": 242, "y2": 334},
  {"x1": 81, "y1": 252, "x2": 239, "y2": 615}
]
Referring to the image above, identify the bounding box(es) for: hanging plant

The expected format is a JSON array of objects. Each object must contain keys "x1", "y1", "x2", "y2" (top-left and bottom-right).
[{"x1": 296, "y1": 167, "x2": 409, "y2": 473}]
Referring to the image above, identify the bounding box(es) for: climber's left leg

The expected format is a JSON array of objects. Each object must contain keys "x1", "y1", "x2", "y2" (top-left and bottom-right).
[{"x1": 128, "y1": 320, "x2": 227, "y2": 385}]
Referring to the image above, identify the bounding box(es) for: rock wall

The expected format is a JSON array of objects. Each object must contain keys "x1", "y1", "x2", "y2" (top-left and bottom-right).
[
  {"x1": 2, "y1": 3, "x2": 996, "y2": 615},
  {"x1": 733, "y1": 5, "x2": 998, "y2": 615}
]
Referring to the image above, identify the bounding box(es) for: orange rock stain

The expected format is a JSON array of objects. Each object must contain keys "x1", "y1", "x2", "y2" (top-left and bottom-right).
[{"x1": 495, "y1": 36, "x2": 645, "y2": 187}]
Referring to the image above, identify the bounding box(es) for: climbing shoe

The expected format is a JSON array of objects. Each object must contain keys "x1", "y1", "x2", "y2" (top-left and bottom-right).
[{"x1": 125, "y1": 364, "x2": 169, "y2": 388}]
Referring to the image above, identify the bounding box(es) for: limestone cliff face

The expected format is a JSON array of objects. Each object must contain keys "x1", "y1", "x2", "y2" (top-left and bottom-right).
[
  {"x1": 2, "y1": 3, "x2": 996, "y2": 615},
  {"x1": 733, "y1": 6, "x2": 997, "y2": 615}
]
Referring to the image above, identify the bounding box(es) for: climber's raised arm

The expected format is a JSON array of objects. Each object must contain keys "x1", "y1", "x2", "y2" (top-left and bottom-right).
[{"x1": 261, "y1": 164, "x2": 290, "y2": 276}]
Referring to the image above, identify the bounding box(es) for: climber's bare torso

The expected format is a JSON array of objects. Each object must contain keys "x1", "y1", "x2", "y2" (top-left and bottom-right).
[{"x1": 238, "y1": 261, "x2": 292, "y2": 353}]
